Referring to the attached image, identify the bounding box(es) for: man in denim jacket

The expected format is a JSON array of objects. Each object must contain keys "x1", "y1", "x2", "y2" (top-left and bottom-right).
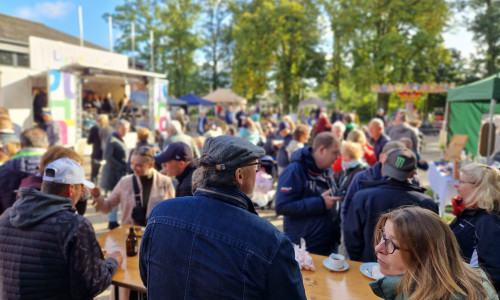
[{"x1": 140, "y1": 135, "x2": 306, "y2": 300}]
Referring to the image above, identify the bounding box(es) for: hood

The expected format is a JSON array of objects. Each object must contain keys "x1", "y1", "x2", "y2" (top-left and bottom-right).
[
  {"x1": 9, "y1": 188, "x2": 73, "y2": 228},
  {"x1": 290, "y1": 146, "x2": 328, "y2": 176}
]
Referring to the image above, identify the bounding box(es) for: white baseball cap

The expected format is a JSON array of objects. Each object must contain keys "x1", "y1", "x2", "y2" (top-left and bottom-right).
[{"x1": 43, "y1": 157, "x2": 95, "y2": 189}]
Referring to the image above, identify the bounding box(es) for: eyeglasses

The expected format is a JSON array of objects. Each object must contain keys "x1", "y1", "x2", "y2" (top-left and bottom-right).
[
  {"x1": 377, "y1": 229, "x2": 401, "y2": 254},
  {"x1": 458, "y1": 179, "x2": 476, "y2": 185},
  {"x1": 241, "y1": 160, "x2": 261, "y2": 172},
  {"x1": 135, "y1": 146, "x2": 154, "y2": 159}
]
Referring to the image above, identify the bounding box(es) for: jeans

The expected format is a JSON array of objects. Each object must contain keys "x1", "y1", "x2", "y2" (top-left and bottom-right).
[{"x1": 108, "y1": 206, "x2": 118, "y2": 223}]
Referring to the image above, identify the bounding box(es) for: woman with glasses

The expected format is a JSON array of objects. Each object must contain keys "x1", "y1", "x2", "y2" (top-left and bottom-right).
[
  {"x1": 370, "y1": 206, "x2": 497, "y2": 300},
  {"x1": 450, "y1": 163, "x2": 500, "y2": 294},
  {"x1": 91, "y1": 146, "x2": 175, "y2": 226}
]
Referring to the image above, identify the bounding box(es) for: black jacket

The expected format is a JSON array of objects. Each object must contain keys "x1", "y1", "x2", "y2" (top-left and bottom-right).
[
  {"x1": 343, "y1": 178, "x2": 438, "y2": 262},
  {"x1": 0, "y1": 188, "x2": 118, "y2": 299},
  {"x1": 176, "y1": 163, "x2": 197, "y2": 197},
  {"x1": 450, "y1": 208, "x2": 500, "y2": 292}
]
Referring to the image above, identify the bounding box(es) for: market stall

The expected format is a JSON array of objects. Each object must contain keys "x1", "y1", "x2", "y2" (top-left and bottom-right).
[{"x1": 446, "y1": 72, "x2": 500, "y2": 160}]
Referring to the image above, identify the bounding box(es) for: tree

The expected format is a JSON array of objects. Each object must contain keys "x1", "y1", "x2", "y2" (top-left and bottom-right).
[
  {"x1": 319, "y1": 0, "x2": 449, "y2": 112},
  {"x1": 464, "y1": 0, "x2": 500, "y2": 75},
  {"x1": 231, "y1": 0, "x2": 325, "y2": 110},
  {"x1": 200, "y1": 0, "x2": 232, "y2": 91},
  {"x1": 106, "y1": 0, "x2": 201, "y2": 97}
]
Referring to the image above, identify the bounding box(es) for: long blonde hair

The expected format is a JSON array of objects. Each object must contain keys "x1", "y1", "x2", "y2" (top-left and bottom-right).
[
  {"x1": 374, "y1": 206, "x2": 491, "y2": 300},
  {"x1": 460, "y1": 163, "x2": 500, "y2": 212}
]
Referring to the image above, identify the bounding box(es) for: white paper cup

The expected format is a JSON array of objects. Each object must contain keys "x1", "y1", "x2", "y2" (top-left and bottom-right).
[{"x1": 328, "y1": 253, "x2": 345, "y2": 269}]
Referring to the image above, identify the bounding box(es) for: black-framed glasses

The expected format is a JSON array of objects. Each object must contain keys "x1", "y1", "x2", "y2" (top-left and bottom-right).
[
  {"x1": 377, "y1": 229, "x2": 400, "y2": 254},
  {"x1": 241, "y1": 160, "x2": 261, "y2": 172}
]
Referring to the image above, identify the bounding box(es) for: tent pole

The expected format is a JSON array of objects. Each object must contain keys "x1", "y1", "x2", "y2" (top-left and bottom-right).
[{"x1": 487, "y1": 99, "x2": 496, "y2": 164}]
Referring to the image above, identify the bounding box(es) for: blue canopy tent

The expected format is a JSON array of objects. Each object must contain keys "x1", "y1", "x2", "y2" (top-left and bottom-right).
[
  {"x1": 179, "y1": 93, "x2": 215, "y2": 106},
  {"x1": 167, "y1": 96, "x2": 188, "y2": 106}
]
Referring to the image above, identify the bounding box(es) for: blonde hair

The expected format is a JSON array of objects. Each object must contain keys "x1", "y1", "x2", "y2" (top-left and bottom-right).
[
  {"x1": 282, "y1": 115, "x2": 296, "y2": 131},
  {"x1": 341, "y1": 140, "x2": 363, "y2": 160},
  {"x1": 375, "y1": 206, "x2": 491, "y2": 300},
  {"x1": 97, "y1": 114, "x2": 110, "y2": 127},
  {"x1": 136, "y1": 127, "x2": 150, "y2": 142},
  {"x1": 460, "y1": 163, "x2": 500, "y2": 212},
  {"x1": 346, "y1": 129, "x2": 366, "y2": 146}
]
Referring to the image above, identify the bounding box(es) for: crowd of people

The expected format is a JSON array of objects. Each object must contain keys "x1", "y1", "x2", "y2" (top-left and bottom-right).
[{"x1": 0, "y1": 101, "x2": 499, "y2": 300}]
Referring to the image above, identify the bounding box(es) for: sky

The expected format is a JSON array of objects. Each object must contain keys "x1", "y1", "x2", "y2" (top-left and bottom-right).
[{"x1": 0, "y1": 0, "x2": 478, "y2": 60}]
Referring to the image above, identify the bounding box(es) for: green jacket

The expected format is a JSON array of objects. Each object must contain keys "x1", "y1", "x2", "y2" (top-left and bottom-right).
[{"x1": 369, "y1": 272, "x2": 498, "y2": 300}]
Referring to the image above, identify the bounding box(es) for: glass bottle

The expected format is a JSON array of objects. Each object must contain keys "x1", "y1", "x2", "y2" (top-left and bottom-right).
[{"x1": 126, "y1": 227, "x2": 138, "y2": 257}]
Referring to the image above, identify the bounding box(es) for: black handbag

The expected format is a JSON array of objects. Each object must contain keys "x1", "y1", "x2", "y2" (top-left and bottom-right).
[{"x1": 131, "y1": 176, "x2": 147, "y2": 226}]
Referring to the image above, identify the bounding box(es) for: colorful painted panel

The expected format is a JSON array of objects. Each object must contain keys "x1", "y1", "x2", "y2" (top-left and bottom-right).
[
  {"x1": 48, "y1": 70, "x2": 77, "y2": 145},
  {"x1": 154, "y1": 79, "x2": 168, "y2": 132}
]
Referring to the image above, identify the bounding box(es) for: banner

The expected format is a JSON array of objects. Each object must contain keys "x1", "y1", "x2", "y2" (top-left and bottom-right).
[
  {"x1": 370, "y1": 82, "x2": 455, "y2": 94},
  {"x1": 48, "y1": 70, "x2": 76, "y2": 145},
  {"x1": 30, "y1": 36, "x2": 128, "y2": 71}
]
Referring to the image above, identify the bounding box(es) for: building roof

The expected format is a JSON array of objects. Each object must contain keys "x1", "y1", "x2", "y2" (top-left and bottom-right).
[{"x1": 0, "y1": 13, "x2": 106, "y2": 51}]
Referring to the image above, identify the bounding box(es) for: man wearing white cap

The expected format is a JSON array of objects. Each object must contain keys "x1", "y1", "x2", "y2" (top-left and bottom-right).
[{"x1": 0, "y1": 158, "x2": 123, "y2": 299}]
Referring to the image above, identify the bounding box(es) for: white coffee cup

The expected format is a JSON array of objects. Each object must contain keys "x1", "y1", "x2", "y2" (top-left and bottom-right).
[{"x1": 328, "y1": 253, "x2": 345, "y2": 269}]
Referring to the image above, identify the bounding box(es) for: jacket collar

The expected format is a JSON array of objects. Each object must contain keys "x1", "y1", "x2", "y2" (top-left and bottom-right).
[
  {"x1": 177, "y1": 162, "x2": 196, "y2": 183},
  {"x1": 359, "y1": 176, "x2": 426, "y2": 193},
  {"x1": 369, "y1": 275, "x2": 403, "y2": 299},
  {"x1": 194, "y1": 186, "x2": 258, "y2": 215}
]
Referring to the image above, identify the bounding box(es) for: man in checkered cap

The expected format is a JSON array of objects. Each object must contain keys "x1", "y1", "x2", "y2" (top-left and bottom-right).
[{"x1": 343, "y1": 148, "x2": 438, "y2": 262}]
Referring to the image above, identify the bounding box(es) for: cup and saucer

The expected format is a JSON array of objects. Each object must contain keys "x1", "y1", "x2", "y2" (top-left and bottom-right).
[{"x1": 323, "y1": 253, "x2": 349, "y2": 272}]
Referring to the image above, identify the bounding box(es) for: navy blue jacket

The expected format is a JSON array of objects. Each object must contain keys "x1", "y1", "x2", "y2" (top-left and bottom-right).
[
  {"x1": 140, "y1": 187, "x2": 305, "y2": 300},
  {"x1": 0, "y1": 149, "x2": 45, "y2": 214},
  {"x1": 344, "y1": 178, "x2": 438, "y2": 262},
  {"x1": 370, "y1": 133, "x2": 390, "y2": 160},
  {"x1": 450, "y1": 208, "x2": 500, "y2": 292},
  {"x1": 276, "y1": 133, "x2": 293, "y2": 168},
  {"x1": 276, "y1": 146, "x2": 339, "y2": 256}
]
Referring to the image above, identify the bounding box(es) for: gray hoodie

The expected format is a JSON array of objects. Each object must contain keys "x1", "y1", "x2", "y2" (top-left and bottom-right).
[{"x1": 0, "y1": 188, "x2": 118, "y2": 300}]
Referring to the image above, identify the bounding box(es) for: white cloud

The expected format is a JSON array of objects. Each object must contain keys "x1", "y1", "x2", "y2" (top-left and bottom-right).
[{"x1": 16, "y1": 1, "x2": 75, "y2": 20}]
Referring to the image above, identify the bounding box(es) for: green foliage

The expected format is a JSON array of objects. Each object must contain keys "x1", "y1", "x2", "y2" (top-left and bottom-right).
[
  {"x1": 105, "y1": 0, "x2": 201, "y2": 97},
  {"x1": 230, "y1": 0, "x2": 325, "y2": 111}
]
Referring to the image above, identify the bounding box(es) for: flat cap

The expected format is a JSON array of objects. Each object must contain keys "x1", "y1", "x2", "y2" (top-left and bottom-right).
[{"x1": 198, "y1": 136, "x2": 265, "y2": 171}]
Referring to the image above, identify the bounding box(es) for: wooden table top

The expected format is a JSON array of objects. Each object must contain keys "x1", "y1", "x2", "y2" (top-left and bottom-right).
[
  {"x1": 97, "y1": 226, "x2": 147, "y2": 293},
  {"x1": 304, "y1": 254, "x2": 380, "y2": 300},
  {"x1": 97, "y1": 227, "x2": 379, "y2": 299}
]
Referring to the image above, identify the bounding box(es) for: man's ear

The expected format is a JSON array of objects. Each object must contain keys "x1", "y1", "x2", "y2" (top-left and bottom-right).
[{"x1": 234, "y1": 168, "x2": 244, "y2": 185}]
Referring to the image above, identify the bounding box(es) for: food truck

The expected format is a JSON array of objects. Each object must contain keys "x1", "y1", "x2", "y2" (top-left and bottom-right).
[{"x1": 0, "y1": 36, "x2": 168, "y2": 147}]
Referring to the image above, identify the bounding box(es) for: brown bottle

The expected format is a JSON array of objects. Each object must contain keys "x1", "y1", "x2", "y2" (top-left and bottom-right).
[{"x1": 126, "y1": 227, "x2": 138, "y2": 257}]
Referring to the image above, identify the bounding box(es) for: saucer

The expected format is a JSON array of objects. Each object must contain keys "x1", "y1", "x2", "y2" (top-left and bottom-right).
[{"x1": 323, "y1": 259, "x2": 349, "y2": 272}]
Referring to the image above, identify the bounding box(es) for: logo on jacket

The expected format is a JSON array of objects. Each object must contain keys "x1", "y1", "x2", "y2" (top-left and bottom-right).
[
  {"x1": 280, "y1": 187, "x2": 292, "y2": 193},
  {"x1": 395, "y1": 157, "x2": 405, "y2": 168}
]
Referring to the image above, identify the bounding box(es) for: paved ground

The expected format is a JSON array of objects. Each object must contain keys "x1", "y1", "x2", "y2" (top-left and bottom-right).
[{"x1": 89, "y1": 133, "x2": 442, "y2": 299}]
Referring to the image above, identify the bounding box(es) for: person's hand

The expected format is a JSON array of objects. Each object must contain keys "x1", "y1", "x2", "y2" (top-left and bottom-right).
[
  {"x1": 108, "y1": 250, "x2": 124, "y2": 266},
  {"x1": 321, "y1": 189, "x2": 342, "y2": 210},
  {"x1": 89, "y1": 187, "x2": 101, "y2": 198}
]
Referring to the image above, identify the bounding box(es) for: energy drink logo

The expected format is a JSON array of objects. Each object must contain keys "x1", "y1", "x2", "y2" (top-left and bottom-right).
[{"x1": 395, "y1": 157, "x2": 405, "y2": 168}]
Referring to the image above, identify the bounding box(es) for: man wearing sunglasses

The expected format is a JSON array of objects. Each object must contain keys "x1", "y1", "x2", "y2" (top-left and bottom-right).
[{"x1": 140, "y1": 135, "x2": 306, "y2": 300}]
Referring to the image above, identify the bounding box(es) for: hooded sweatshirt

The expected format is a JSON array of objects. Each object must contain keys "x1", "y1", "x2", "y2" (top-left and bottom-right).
[{"x1": 0, "y1": 188, "x2": 118, "y2": 300}]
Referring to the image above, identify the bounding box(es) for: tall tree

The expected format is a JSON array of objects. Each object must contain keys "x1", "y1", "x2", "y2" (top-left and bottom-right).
[
  {"x1": 106, "y1": 0, "x2": 201, "y2": 97},
  {"x1": 465, "y1": 0, "x2": 500, "y2": 75},
  {"x1": 231, "y1": 0, "x2": 325, "y2": 110},
  {"x1": 345, "y1": 0, "x2": 450, "y2": 111},
  {"x1": 200, "y1": 0, "x2": 232, "y2": 91}
]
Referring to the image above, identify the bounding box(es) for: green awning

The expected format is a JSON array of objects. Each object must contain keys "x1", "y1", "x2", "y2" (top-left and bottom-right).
[{"x1": 447, "y1": 73, "x2": 500, "y2": 102}]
